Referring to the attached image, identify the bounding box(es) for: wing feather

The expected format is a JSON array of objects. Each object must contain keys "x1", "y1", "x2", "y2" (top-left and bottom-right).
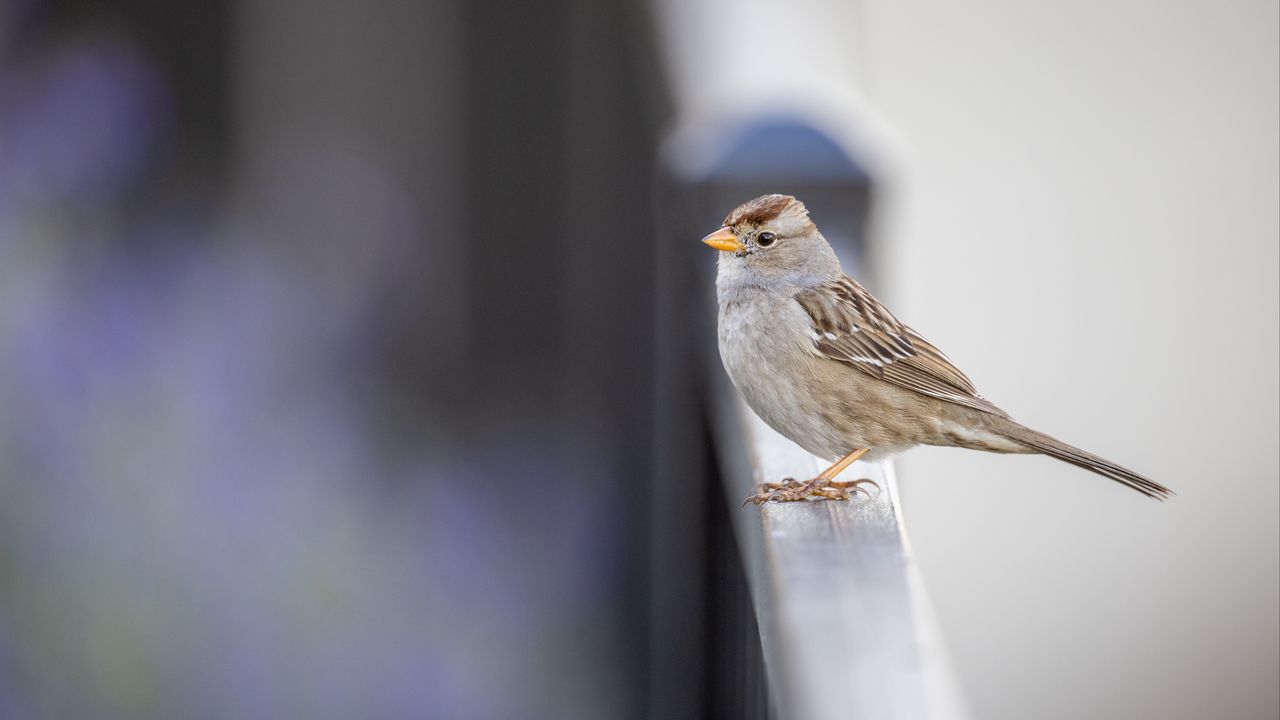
[{"x1": 795, "y1": 278, "x2": 1007, "y2": 417}]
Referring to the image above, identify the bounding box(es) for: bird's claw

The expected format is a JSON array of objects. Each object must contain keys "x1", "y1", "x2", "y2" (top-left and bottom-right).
[
  {"x1": 831, "y1": 477, "x2": 880, "y2": 498},
  {"x1": 741, "y1": 477, "x2": 880, "y2": 507}
]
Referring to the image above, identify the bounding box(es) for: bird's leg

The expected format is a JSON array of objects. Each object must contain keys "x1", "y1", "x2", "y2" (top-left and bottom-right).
[
  {"x1": 743, "y1": 448, "x2": 879, "y2": 505},
  {"x1": 758, "y1": 477, "x2": 806, "y2": 490}
]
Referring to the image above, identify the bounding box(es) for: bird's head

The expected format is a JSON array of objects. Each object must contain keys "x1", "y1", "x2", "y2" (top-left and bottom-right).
[{"x1": 702, "y1": 194, "x2": 840, "y2": 285}]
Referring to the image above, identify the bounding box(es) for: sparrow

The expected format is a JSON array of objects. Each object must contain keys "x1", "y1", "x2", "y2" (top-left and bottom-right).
[{"x1": 704, "y1": 194, "x2": 1173, "y2": 505}]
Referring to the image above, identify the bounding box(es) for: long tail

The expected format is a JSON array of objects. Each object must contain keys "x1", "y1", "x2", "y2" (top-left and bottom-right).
[{"x1": 998, "y1": 422, "x2": 1174, "y2": 500}]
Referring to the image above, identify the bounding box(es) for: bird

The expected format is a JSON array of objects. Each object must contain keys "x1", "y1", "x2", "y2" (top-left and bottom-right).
[{"x1": 703, "y1": 193, "x2": 1173, "y2": 505}]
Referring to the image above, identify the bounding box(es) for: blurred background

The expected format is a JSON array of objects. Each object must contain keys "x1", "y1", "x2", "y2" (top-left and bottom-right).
[{"x1": 0, "y1": 1, "x2": 1275, "y2": 719}]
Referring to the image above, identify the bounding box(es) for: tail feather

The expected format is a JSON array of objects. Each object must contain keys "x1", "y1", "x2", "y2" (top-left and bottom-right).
[{"x1": 999, "y1": 423, "x2": 1173, "y2": 500}]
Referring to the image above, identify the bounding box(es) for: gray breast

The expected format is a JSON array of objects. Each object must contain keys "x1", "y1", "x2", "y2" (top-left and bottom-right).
[
  {"x1": 718, "y1": 290, "x2": 851, "y2": 459},
  {"x1": 717, "y1": 287, "x2": 925, "y2": 462}
]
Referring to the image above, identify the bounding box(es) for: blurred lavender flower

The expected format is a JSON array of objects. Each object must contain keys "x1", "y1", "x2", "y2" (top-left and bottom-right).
[
  {"x1": 0, "y1": 223, "x2": 625, "y2": 719},
  {"x1": 0, "y1": 23, "x2": 624, "y2": 720},
  {"x1": 0, "y1": 33, "x2": 170, "y2": 210}
]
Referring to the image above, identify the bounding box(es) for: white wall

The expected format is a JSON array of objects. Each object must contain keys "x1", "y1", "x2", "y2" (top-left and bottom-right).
[
  {"x1": 866, "y1": 3, "x2": 1278, "y2": 719},
  {"x1": 655, "y1": 1, "x2": 1279, "y2": 718}
]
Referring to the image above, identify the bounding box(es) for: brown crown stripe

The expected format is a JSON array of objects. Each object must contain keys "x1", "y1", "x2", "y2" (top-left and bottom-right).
[{"x1": 724, "y1": 194, "x2": 796, "y2": 227}]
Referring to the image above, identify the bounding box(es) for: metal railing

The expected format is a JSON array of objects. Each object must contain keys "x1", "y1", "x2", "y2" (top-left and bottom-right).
[{"x1": 711, "y1": 384, "x2": 966, "y2": 720}]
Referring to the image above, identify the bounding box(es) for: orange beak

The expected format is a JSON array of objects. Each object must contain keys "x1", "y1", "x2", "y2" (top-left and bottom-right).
[{"x1": 701, "y1": 226, "x2": 744, "y2": 253}]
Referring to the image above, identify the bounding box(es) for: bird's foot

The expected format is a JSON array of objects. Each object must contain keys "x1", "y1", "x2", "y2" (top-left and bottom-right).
[{"x1": 742, "y1": 476, "x2": 879, "y2": 506}]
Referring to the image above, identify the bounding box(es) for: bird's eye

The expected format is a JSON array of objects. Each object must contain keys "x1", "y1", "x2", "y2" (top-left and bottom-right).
[{"x1": 757, "y1": 232, "x2": 776, "y2": 247}]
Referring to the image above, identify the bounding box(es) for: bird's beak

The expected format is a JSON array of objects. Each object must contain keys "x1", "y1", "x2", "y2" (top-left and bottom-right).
[{"x1": 701, "y1": 227, "x2": 745, "y2": 253}]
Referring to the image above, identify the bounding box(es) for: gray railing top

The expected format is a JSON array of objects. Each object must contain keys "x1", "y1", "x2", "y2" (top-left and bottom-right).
[{"x1": 710, "y1": 388, "x2": 968, "y2": 720}]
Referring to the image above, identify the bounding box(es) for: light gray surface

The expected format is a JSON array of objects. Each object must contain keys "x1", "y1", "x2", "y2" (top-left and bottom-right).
[
  {"x1": 712, "y1": 386, "x2": 965, "y2": 720},
  {"x1": 861, "y1": 5, "x2": 1279, "y2": 719},
  {"x1": 656, "y1": 2, "x2": 1277, "y2": 716}
]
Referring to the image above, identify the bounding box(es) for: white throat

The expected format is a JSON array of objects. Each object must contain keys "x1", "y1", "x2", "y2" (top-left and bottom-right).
[{"x1": 715, "y1": 253, "x2": 832, "y2": 307}]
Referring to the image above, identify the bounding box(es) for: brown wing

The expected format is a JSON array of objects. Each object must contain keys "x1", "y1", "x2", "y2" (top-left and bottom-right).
[{"x1": 794, "y1": 277, "x2": 1007, "y2": 417}]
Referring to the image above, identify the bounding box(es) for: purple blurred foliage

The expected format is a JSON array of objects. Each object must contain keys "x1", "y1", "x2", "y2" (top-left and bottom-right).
[
  {"x1": 0, "y1": 621, "x2": 34, "y2": 720},
  {"x1": 0, "y1": 33, "x2": 171, "y2": 209},
  {"x1": 0, "y1": 227, "x2": 625, "y2": 718},
  {"x1": 0, "y1": 20, "x2": 625, "y2": 720}
]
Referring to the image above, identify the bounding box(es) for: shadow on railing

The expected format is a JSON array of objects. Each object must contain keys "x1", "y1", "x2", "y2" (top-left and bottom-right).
[{"x1": 653, "y1": 116, "x2": 966, "y2": 720}]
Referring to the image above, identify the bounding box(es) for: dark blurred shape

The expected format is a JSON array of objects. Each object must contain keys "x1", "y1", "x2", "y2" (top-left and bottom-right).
[
  {"x1": 701, "y1": 120, "x2": 875, "y2": 183},
  {"x1": 3, "y1": 36, "x2": 169, "y2": 205},
  {"x1": 1, "y1": 0, "x2": 670, "y2": 718},
  {"x1": 40, "y1": 0, "x2": 230, "y2": 181}
]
